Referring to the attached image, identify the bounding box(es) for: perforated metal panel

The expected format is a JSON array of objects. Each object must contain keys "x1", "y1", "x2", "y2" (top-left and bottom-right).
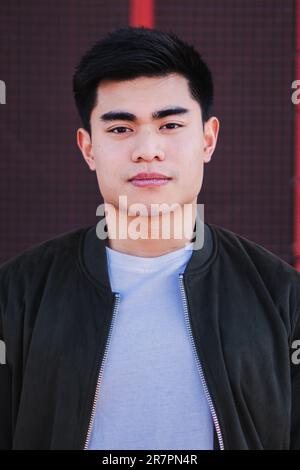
[
  {"x1": 156, "y1": 0, "x2": 295, "y2": 264},
  {"x1": 0, "y1": 0, "x2": 295, "y2": 265},
  {"x1": 0, "y1": 0, "x2": 129, "y2": 263}
]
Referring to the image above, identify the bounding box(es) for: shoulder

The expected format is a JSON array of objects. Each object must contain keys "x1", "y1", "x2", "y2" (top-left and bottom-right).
[
  {"x1": 210, "y1": 222, "x2": 298, "y2": 275},
  {"x1": 0, "y1": 225, "x2": 90, "y2": 287},
  {"x1": 0, "y1": 225, "x2": 90, "y2": 341},
  {"x1": 209, "y1": 222, "x2": 300, "y2": 336}
]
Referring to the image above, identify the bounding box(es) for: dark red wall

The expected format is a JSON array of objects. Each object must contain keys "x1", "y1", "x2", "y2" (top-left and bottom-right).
[{"x1": 0, "y1": 0, "x2": 295, "y2": 264}]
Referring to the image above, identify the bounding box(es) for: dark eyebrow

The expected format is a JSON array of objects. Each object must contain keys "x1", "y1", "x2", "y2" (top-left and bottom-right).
[{"x1": 99, "y1": 106, "x2": 190, "y2": 123}]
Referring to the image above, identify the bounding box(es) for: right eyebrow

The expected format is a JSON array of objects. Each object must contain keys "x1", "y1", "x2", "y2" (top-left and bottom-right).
[{"x1": 99, "y1": 106, "x2": 191, "y2": 123}]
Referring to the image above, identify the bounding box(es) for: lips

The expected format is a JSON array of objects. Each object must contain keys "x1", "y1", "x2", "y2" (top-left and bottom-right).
[
  {"x1": 129, "y1": 173, "x2": 172, "y2": 188},
  {"x1": 129, "y1": 172, "x2": 171, "y2": 181}
]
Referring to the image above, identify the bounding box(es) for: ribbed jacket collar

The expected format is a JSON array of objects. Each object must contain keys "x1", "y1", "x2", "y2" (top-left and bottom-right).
[{"x1": 82, "y1": 215, "x2": 217, "y2": 291}]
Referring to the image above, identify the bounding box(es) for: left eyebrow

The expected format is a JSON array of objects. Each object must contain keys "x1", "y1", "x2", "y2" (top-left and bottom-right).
[{"x1": 99, "y1": 106, "x2": 190, "y2": 123}]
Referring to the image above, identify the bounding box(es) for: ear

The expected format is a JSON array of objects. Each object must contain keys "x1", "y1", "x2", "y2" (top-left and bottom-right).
[
  {"x1": 203, "y1": 117, "x2": 220, "y2": 163},
  {"x1": 76, "y1": 128, "x2": 96, "y2": 171}
]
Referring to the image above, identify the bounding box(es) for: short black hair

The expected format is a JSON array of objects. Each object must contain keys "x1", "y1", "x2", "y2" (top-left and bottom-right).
[{"x1": 72, "y1": 26, "x2": 214, "y2": 135}]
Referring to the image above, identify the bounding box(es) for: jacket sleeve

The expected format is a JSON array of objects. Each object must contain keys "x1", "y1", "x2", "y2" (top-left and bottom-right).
[
  {"x1": 0, "y1": 266, "x2": 13, "y2": 449},
  {"x1": 290, "y1": 302, "x2": 300, "y2": 450}
]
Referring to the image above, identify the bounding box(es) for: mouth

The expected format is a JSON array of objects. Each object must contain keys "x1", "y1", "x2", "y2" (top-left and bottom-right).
[
  {"x1": 128, "y1": 173, "x2": 172, "y2": 188},
  {"x1": 129, "y1": 178, "x2": 171, "y2": 187}
]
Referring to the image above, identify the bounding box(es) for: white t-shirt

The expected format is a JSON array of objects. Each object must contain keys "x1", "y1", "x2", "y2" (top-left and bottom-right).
[{"x1": 87, "y1": 241, "x2": 214, "y2": 450}]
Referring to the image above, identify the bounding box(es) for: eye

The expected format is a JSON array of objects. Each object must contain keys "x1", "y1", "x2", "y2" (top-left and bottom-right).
[
  {"x1": 108, "y1": 127, "x2": 132, "y2": 134},
  {"x1": 108, "y1": 123, "x2": 183, "y2": 134},
  {"x1": 161, "y1": 123, "x2": 183, "y2": 130}
]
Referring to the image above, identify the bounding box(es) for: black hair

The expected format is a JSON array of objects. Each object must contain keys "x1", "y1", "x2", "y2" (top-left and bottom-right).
[{"x1": 72, "y1": 26, "x2": 213, "y2": 135}]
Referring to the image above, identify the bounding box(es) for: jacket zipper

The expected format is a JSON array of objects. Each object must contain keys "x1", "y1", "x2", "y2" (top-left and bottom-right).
[
  {"x1": 83, "y1": 292, "x2": 121, "y2": 450},
  {"x1": 178, "y1": 273, "x2": 225, "y2": 450},
  {"x1": 83, "y1": 276, "x2": 225, "y2": 450}
]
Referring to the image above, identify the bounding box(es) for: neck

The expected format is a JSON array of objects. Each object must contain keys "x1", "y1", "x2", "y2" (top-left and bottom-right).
[{"x1": 104, "y1": 201, "x2": 198, "y2": 257}]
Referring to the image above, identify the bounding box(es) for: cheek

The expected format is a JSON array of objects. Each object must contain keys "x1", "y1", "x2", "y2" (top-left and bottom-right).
[
  {"x1": 175, "y1": 133, "x2": 203, "y2": 159},
  {"x1": 93, "y1": 138, "x2": 132, "y2": 172},
  {"x1": 93, "y1": 144, "x2": 118, "y2": 173},
  {"x1": 175, "y1": 142, "x2": 203, "y2": 178}
]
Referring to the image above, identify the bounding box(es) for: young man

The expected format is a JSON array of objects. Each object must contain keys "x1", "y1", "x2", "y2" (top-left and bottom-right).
[{"x1": 0, "y1": 26, "x2": 299, "y2": 450}]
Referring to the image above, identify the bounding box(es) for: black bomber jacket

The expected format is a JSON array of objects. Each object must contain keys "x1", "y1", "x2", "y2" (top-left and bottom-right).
[{"x1": 0, "y1": 220, "x2": 300, "y2": 450}]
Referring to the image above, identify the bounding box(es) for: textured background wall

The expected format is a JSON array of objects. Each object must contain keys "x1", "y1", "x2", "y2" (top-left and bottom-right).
[{"x1": 0, "y1": 0, "x2": 295, "y2": 264}]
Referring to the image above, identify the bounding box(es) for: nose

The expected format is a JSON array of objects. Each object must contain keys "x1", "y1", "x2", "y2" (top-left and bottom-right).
[{"x1": 131, "y1": 129, "x2": 165, "y2": 162}]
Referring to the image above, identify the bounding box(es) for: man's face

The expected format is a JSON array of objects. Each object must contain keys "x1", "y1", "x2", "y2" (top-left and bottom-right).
[{"x1": 77, "y1": 72, "x2": 219, "y2": 215}]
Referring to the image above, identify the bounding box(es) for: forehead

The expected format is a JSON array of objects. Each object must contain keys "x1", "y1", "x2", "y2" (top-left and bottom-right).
[{"x1": 94, "y1": 73, "x2": 197, "y2": 111}]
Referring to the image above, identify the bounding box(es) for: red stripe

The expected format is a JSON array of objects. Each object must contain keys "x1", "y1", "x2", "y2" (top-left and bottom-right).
[
  {"x1": 298, "y1": 0, "x2": 300, "y2": 50},
  {"x1": 295, "y1": 107, "x2": 300, "y2": 271},
  {"x1": 129, "y1": 0, "x2": 154, "y2": 28},
  {"x1": 295, "y1": 0, "x2": 300, "y2": 270}
]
